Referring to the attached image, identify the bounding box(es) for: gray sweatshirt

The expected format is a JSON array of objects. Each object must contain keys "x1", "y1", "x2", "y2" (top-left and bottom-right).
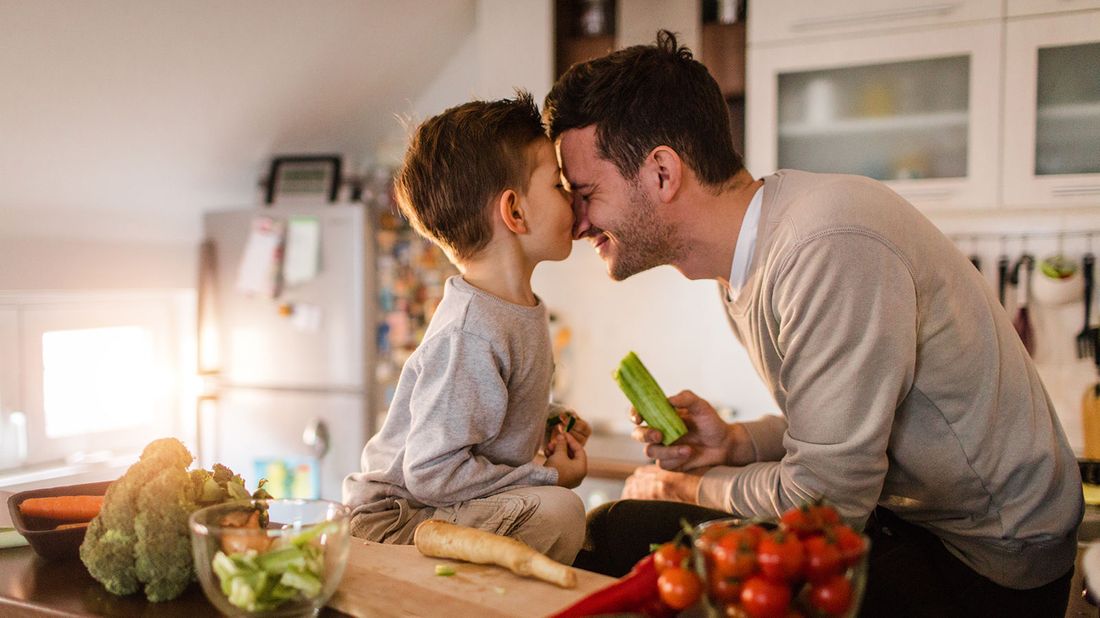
[
  {"x1": 343, "y1": 276, "x2": 559, "y2": 514},
  {"x1": 697, "y1": 170, "x2": 1082, "y2": 589}
]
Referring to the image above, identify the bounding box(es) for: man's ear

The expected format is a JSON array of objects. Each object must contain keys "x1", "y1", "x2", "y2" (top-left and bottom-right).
[
  {"x1": 497, "y1": 189, "x2": 527, "y2": 234},
  {"x1": 645, "y1": 146, "x2": 683, "y2": 203}
]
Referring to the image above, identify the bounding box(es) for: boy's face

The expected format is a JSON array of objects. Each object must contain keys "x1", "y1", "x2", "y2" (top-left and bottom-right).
[{"x1": 520, "y1": 138, "x2": 574, "y2": 263}]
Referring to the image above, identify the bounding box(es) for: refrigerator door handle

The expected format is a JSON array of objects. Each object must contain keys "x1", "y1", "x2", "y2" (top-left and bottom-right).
[{"x1": 302, "y1": 419, "x2": 330, "y2": 459}]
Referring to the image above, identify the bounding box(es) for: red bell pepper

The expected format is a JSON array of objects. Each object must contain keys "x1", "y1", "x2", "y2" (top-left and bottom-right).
[{"x1": 550, "y1": 554, "x2": 673, "y2": 617}]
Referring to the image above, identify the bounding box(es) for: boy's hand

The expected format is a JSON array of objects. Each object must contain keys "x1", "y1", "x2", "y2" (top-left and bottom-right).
[
  {"x1": 544, "y1": 411, "x2": 592, "y2": 454},
  {"x1": 544, "y1": 429, "x2": 587, "y2": 489}
]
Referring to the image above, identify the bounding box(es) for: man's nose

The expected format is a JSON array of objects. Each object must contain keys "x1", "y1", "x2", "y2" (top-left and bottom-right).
[{"x1": 571, "y1": 198, "x2": 589, "y2": 239}]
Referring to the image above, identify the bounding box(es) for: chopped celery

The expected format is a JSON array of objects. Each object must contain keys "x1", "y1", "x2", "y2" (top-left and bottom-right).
[
  {"x1": 213, "y1": 519, "x2": 331, "y2": 612},
  {"x1": 614, "y1": 351, "x2": 687, "y2": 445}
]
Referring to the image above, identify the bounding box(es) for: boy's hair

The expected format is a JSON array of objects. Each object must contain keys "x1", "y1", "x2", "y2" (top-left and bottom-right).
[
  {"x1": 393, "y1": 91, "x2": 545, "y2": 262},
  {"x1": 544, "y1": 30, "x2": 743, "y2": 189}
]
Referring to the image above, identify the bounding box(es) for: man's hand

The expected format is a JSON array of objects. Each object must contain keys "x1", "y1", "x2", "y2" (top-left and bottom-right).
[
  {"x1": 545, "y1": 429, "x2": 587, "y2": 489},
  {"x1": 621, "y1": 464, "x2": 707, "y2": 503},
  {"x1": 632, "y1": 390, "x2": 754, "y2": 471}
]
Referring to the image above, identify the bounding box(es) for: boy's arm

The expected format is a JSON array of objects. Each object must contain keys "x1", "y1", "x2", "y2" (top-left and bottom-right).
[{"x1": 401, "y1": 333, "x2": 558, "y2": 507}]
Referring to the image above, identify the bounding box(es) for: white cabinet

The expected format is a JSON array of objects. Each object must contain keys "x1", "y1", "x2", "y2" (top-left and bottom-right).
[
  {"x1": 1002, "y1": 11, "x2": 1100, "y2": 206},
  {"x1": 746, "y1": 21, "x2": 1002, "y2": 209},
  {"x1": 1007, "y1": 0, "x2": 1100, "y2": 17},
  {"x1": 749, "y1": 0, "x2": 1001, "y2": 45}
]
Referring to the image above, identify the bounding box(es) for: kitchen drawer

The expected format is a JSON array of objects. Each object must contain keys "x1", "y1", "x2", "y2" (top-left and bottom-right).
[{"x1": 748, "y1": 0, "x2": 1002, "y2": 45}]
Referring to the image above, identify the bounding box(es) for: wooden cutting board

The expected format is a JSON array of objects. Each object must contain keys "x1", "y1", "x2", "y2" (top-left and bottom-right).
[{"x1": 327, "y1": 538, "x2": 616, "y2": 617}]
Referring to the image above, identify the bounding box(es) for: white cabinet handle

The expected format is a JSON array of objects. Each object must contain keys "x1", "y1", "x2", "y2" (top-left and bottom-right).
[
  {"x1": 1052, "y1": 185, "x2": 1100, "y2": 197},
  {"x1": 791, "y1": 3, "x2": 961, "y2": 32}
]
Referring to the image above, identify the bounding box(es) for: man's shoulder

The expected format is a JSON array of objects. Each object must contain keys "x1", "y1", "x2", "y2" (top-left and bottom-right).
[{"x1": 766, "y1": 170, "x2": 924, "y2": 242}]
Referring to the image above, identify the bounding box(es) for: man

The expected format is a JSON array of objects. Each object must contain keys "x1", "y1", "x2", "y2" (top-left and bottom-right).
[{"x1": 545, "y1": 31, "x2": 1082, "y2": 616}]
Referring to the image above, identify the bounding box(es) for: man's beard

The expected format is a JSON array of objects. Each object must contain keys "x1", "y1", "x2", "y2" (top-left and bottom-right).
[{"x1": 606, "y1": 184, "x2": 682, "y2": 281}]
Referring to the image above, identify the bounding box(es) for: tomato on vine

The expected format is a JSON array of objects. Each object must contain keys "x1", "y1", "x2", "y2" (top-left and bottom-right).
[
  {"x1": 653, "y1": 541, "x2": 691, "y2": 574},
  {"x1": 657, "y1": 566, "x2": 703, "y2": 610}
]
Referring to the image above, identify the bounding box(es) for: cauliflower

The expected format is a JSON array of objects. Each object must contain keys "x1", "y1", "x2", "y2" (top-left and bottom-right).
[{"x1": 79, "y1": 437, "x2": 267, "y2": 602}]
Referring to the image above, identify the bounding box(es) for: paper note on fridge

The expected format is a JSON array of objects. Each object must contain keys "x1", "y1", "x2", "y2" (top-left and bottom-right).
[
  {"x1": 236, "y1": 216, "x2": 285, "y2": 297},
  {"x1": 283, "y1": 215, "x2": 321, "y2": 286}
]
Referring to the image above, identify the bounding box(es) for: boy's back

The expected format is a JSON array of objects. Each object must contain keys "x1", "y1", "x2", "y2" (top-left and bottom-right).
[{"x1": 345, "y1": 275, "x2": 558, "y2": 511}]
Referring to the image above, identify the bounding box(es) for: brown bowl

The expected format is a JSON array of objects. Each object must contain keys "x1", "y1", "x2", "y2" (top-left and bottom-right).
[{"x1": 6, "y1": 480, "x2": 112, "y2": 560}]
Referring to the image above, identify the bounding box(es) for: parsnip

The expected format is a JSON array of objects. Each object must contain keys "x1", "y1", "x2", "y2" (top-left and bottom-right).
[{"x1": 413, "y1": 520, "x2": 577, "y2": 589}]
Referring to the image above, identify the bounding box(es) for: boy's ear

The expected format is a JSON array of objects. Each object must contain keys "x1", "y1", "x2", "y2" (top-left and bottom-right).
[
  {"x1": 497, "y1": 189, "x2": 528, "y2": 234},
  {"x1": 645, "y1": 146, "x2": 683, "y2": 203}
]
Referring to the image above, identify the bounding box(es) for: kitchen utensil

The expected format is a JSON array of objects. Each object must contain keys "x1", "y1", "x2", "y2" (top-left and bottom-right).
[
  {"x1": 6, "y1": 481, "x2": 112, "y2": 560},
  {"x1": 1079, "y1": 253, "x2": 1096, "y2": 359},
  {"x1": 1012, "y1": 255, "x2": 1035, "y2": 355},
  {"x1": 1032, "y1": 255, "x2": 1083, "y2": 306},
  {"x1": 189, "y1": 498, "x2": 350, "y2": 617},
  {"x1": 997, "y1": 255, "x2": 1010, "y2": 306},
  {"x1": 1086, "y1": 333, "x2": 1100, "y2": 458}
]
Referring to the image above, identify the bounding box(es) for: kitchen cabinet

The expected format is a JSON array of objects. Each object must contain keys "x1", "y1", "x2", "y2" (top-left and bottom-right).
[
  {"x1": 748, "y1": 0, "x2": 1001, "y2": 45},
  {"x1": 746, "y1": 21, "x2": 1002, "y2": 209},
  {"x1": 1007, "y1": 0, "x2": 1100, "y2": 17},
  {"x1": 1002, "y1": 10, "x2": 1100, "y2": 206}
]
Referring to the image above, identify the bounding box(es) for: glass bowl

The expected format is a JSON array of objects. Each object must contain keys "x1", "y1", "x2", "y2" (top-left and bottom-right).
[
  {"x1": 189, "y1": 499, "x2": 351, "y2": 617},
  {"x1": 692, "y1": 517, "x2": 870, "y2": 618}
]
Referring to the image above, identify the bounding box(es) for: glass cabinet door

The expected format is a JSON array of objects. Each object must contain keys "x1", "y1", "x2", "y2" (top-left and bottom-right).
[
  {"x1": 777, "y1": 56, "x2": 970, "y2": 182},
  {"x1": 1036, "y1": 42, "x2": 1100, "y2": 176},
  {"x1": 1004, "y1": 11, "x2": 1100, "y2": 206},
  {"x1": 747, "y1": 22, "x2": 1002, "y2": 209}
]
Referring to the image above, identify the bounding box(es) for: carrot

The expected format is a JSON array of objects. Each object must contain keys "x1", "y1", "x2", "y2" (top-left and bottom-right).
[
  {"x1": 55, "y1": 522, "x2": 90, "y2": 531},
  {"x1": 19, "y1": 495, "x2": 104, "y2": 522},
  {"x1": 413, "y1": 520, "x2": 577, "y2": 588}
]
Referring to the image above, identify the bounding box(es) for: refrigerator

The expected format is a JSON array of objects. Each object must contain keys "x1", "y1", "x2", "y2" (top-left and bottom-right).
[{"x1": 199, "y1": 204, "x2": 374, "y2": 501}]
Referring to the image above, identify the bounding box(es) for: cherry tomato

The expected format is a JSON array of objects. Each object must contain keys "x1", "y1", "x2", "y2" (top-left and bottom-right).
[
  {"x1": 780, "y1": 506, "x2": 814, "y2": 537},
  {"x1": 809, "y1": 574, "x2": 853, "y2": 616},
  {"x1": 831, "y1": 524, "x2": 866, "y2": 568},
  {"x1": 802, "y1": 535, "x2": 843, "y2": 583},
  {"x1": 654, "y1": 542, "x2": 691, "y2": 574},
  {"x1": 810, "y1": 504, "x2": 842, "y2": 528},
  {"x1": 739, "y1": 524, "x2": 767, "y2": 550},
  {"x1": 697, "y1": 521, "x2": 736, "y2": 555},
  {"x1": 658, "y1": 566, "x2": 703, "y2": 610},
  {"x1": 756, "y1": 531, "x2": 804, "y2": 582},
  {"x1": 713, "y1": 531, "x2": 757, "y2": 578},
  {"x1": 740, "y1": 575, "x2": 791, "y2": 618},
  {"x1": 708, "y1": 569, "x2": 744, "y2": 604},
  {"x1": 724, "y1": 603, "x2": 752, "y2": 618}
]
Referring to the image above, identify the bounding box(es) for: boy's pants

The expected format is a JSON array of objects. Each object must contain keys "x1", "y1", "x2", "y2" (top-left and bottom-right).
[{"x1": 350, "y1": 485, "x2": 586, "y2": 565}]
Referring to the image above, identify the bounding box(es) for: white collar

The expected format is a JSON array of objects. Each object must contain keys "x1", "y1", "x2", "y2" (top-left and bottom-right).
[{"x1": 727, "y1": 186, "x2": 764, "y2": 301}]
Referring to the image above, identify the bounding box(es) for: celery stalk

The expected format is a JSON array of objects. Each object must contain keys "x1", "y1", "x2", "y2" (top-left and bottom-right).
[{"x1": 614, "y1": 351, "x2": 687, "y2": 445}]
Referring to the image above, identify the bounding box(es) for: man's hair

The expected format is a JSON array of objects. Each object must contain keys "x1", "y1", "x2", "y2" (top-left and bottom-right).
[
  {"x1": 544, "y1": 30, "x2": 743, "y2": 188},
  {"x1": 393, "y1": 91, "x2": 545, "y2": 262}
]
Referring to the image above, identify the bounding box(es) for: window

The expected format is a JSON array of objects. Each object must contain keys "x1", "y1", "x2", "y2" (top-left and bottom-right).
[{"x1": 1, "y1": 292, "x2": 193, "y2": 471}]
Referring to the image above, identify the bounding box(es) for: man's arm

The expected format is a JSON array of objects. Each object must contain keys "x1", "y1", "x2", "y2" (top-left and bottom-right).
[{"x1": 704, "y1": 231, "x2": 918, "y2": 522}]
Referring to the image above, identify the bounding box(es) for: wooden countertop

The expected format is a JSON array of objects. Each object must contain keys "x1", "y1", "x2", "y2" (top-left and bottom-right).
[{"x1": 0, "y1": 538, "x2": 615, "y2": 617}]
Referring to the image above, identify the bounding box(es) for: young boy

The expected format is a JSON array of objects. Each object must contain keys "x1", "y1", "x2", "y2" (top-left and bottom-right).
[{"x1": 343, "y1": 92, "x2": 589, "y2": 564}]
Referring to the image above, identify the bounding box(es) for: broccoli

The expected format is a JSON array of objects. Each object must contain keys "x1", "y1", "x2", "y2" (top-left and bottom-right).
[
  {"x1": 79, "y1": 437, "x2": 268, "y2": 602},
  {"x1": 80, "y1": 437, "x2": 192, "y2": 597}
]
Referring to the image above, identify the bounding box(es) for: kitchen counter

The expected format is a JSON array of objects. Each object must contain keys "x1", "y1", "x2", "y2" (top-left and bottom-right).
[{"x1": 0, "y1": 538, "x2": 615, "y2": 617}]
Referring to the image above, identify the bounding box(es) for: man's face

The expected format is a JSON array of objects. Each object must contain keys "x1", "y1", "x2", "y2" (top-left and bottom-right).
[{"x1": 556, "y1": 126, "x2": 680, "y2": 281}]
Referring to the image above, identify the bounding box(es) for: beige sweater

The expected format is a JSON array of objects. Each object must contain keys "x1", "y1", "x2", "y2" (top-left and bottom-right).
[{"x1": 697, "y1": 170, "x2": 1082, "y2": 589}]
